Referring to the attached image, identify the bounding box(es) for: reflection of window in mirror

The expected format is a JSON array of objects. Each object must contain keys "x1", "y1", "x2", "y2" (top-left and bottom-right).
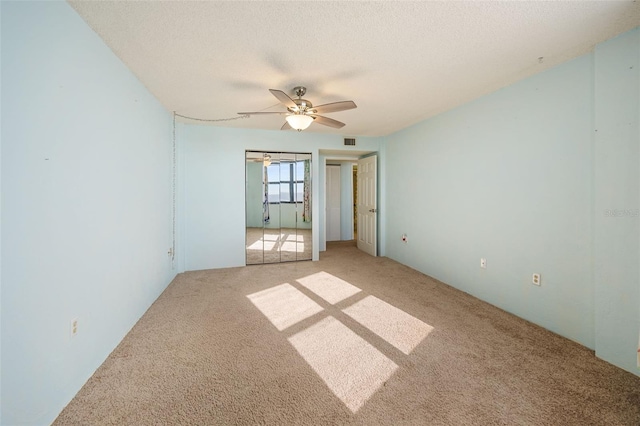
[{"x1": 267, "y1": 161, "x2": 306, "y2": 203}]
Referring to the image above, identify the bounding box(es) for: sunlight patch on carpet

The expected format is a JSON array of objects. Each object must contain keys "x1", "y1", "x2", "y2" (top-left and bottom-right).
[
  {"x1": 247, "y1": 284, "x2": 323, "y2": 331},
  {"x1": 288, "y1": 316, "x2": 398, "y2": 413},
  {"x1": 296, "y1": 271, "x2": 361, "y2": 304},
  {"x1": 343, "y1": 295, "x2": 433, "y2": 355},
  {"x1": 248, "y1": 272, "x2": 434, "y2": 412}
]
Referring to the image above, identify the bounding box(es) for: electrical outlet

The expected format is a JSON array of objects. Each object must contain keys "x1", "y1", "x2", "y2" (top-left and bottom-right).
[
  {"x1": 480, "y1": 258, "x2": 487, "y2": 269},
  {"x1": 70, "y1": 318, "x2": 78, "y2": 338},
  {"x1": 532, "y1": 273, "x2": 541, "y2": 286}
]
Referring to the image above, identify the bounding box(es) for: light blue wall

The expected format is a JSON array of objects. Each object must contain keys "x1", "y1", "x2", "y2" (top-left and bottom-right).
[
  {"x1": 0, "y1": 2, "x2": 3, "y2": 416},
  {"x1": 593, "y1": 29, "x2": 640, "y2": 374},
  {"x1": 181, "y1": 125, "x2": 382, "y2": 271},
  {"x1": 387, "y1": 55, "x2": 594, "y2": 346},
  {"x1": 385, "y1": 29, "x2": 640, "y2": 376},
  {"x1": 1, "y1": 2, "x2": 176, "y2": 424}
]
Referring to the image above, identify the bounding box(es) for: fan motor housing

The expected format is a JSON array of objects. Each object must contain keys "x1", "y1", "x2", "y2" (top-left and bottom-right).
[{"x1": 290, "y1": 98, "x2": 313, "y2": 112}]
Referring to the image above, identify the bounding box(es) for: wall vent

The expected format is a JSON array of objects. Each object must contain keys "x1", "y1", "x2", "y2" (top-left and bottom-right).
[{"x1": 344, "y1": 138, "x2": 356, "y2": 146}]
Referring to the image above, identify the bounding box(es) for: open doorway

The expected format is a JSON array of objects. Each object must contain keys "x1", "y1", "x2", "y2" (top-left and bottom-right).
[
  {"x1": 321, "y1": 150, "x2": 378, "y2": 257},
  {"x1": 325, "y1": 161, "x2": 356, "y2": 242}
]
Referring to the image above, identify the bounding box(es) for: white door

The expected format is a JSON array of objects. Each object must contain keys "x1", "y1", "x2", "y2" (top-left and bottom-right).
[
  {"x1": 326, "y1": 165, "x2": 341, "y2": 242},
  {"x1": 357, "y1": 155, "x2": 377, "y2": 256}
]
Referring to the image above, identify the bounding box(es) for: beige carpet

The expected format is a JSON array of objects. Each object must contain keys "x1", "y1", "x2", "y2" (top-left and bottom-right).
[{"x1": 54, "y1": 242, "x2": 640, "y2": 425}]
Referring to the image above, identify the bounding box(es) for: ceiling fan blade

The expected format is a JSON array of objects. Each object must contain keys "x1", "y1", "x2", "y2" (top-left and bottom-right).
[
  {"x1": 237, "y1": 111, "x2": 287, "y2": 115},
  {"x1": 311, "y1": 100, "x2": 357, "y2": 114},
  {"x1": 269, "y1": 89, "x2": 298, "y2": 109},
  {"x1": 310, "y1": 114, "x2": 345, "y2": 129},
  {"x1": 280, "y1": 121, "x2": 292, "y2": 130}
]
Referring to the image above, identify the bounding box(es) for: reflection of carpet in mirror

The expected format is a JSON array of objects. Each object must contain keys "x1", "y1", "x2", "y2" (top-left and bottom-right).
[{"x1": 246, "y1": 227, "x2": 312, "y2": 264}]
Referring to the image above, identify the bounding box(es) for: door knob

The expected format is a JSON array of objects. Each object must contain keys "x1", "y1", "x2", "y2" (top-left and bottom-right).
[{"x1": 369, "y1": 208, "x2": 377, "y2": 213}]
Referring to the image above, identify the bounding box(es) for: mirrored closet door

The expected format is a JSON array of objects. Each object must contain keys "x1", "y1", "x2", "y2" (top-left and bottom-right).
[{"x1": 245, "y1": 151, "x2": 312, "y2": 264}]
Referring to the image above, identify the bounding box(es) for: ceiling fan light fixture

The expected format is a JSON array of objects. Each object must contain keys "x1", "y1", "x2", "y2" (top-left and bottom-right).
[
  {"x1": 286, "y1": 114, "x2": 313, "y2": 131},
  {"x1": 241, "y1": 88, "x2": 356, "y2": 131}
]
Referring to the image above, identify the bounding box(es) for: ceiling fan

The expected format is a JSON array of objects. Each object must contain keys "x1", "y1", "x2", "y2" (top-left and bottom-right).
[{"x1": 238, "y1": 86, "x2": 357, "y2": 131}]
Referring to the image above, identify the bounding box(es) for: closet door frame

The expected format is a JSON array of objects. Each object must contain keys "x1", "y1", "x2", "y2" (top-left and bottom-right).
[{"x1": 245, "y1": 150, "x2": 312, "y2": 265}]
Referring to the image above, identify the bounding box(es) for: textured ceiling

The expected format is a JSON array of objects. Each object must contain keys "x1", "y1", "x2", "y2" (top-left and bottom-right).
[{"x1": 69, "y1": 1, "x2": 640, "y2": 137}]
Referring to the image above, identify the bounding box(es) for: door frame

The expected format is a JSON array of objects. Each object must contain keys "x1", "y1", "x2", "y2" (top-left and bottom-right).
[
  {"x1": 320, "y1": 151, "x2": 377, "y2": 252},
  {"x1": 325, "y1": 164, "x2": 342, "y2": 242}
]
